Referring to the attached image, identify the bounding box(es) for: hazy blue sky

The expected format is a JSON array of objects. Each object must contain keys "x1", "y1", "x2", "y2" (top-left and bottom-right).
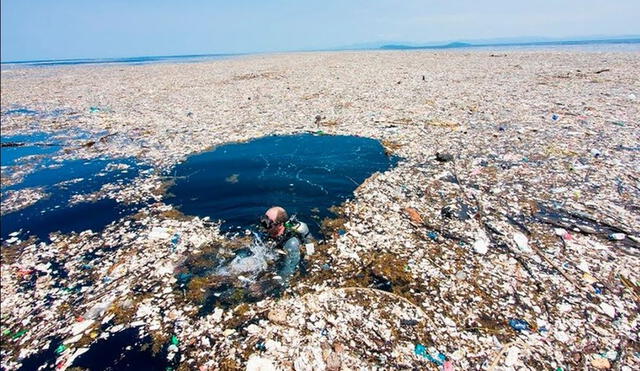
[{"x1": 2, "y1": 0, "x2": 639, "y2": 61}]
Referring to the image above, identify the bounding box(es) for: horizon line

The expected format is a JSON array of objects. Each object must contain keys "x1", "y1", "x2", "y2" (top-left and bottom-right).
[{"x1": 2, "y1": 36, "x2": 639, "y2": 65}]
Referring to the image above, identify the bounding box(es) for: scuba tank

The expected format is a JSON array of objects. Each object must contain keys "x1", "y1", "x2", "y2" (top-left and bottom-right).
[
  {"x1": 284, "y1": 215, "x2": 310, "y2": 240},
  {"x1": 278, "y1": 215, "x2": 309, "y2": 279}
]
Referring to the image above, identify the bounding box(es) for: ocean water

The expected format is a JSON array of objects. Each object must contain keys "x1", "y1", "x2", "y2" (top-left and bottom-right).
[
  {"x1": 17, "y1": 329, "x2": 171, "y2": 371},
  {"x1": 466, "y1": 42, "x2": 640, "y2": 53},
  {"x1": 165, "y1": 133, "x2": 399, "y2": 237},
  {"x1": 70, "y1": 329, "x2": 171, "y2": 371},
  {"x1": 1, "y1": 131, "x2": 146, "y2": 241},
  {"x1": 1, "y1": 53, "x2": 241, "y2": 69}
]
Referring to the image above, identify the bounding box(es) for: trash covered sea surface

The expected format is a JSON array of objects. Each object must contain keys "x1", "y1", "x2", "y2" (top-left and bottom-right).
[
  {"x1": 1, "y1": 121, "x2": 399, "y2": 368},
  {"x1": 1, "y1": 50, "x2": 639, "y2": 370}
]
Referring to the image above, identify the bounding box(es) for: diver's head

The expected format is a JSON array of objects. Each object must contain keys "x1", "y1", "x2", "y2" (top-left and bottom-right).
[{"x1": 261, "y1": 206, "x2": 288, "y2": 237}]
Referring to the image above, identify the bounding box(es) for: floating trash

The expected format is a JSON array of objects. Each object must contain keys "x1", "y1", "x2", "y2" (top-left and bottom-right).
[
  {"x1": 1, "y1": 131, "x2": 148, "y2": 240},
  {"x1": 508, "y1": 318, "x2": 531, "y2": 332},
  {"x1": 2, "y1": 51, "x2": 640, "y2": 371},
  {"x1": 414, "y1": 343, "x2": 446, "y2": 365},
  {"x1": 175, "y1": 232, "x2": 294, "y2": 313}
]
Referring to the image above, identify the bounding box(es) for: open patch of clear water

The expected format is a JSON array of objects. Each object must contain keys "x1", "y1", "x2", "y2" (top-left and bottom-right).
[
  {"x1": 166, "y1": 134, "x2": 398, "y2": 236},
  {"x1": 17, "y1": 329, "x2": 171, "y2": 371}
]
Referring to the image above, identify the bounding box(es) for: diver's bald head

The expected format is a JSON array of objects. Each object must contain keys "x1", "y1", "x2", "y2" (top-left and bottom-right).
[
  {"x1": 265, "y1": 206, "x2": 288, "y2": 224},
  {"x1": 264, "y1": 206, "x2": 288, "y2": 237}
]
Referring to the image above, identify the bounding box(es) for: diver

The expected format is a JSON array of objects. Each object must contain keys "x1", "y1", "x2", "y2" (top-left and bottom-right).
[
  {"x1": 204, "y1": 206, "x2": 311, "y2": 305},
  {"x1": 259, "y1": 206, "x2": 312, "y2": 280}
]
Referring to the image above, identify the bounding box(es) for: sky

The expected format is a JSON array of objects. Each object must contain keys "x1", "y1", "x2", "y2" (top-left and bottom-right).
[{"x1": 1, "y1": 0, "x2": 639, "y2": 61}]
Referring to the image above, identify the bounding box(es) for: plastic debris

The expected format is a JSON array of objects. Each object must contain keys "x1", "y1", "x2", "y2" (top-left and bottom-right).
[
  {"x1": 11, "y1": 329, "x2": 27, "y2": 339},
  {"x1": 508, "y1": 318, "x2": 531, "y2": 332},
  {"x1": 604, "y1": 350, "x2": 618, "y2": 360},
  {"x1": 414, "y1": 344, "x2": 445, "y2": 365},
  {"x1": 304, "y1": 243, "x2": 315, "y2": 255},
  {"x1": 554, "y1": 331, "x2": 570, "y2": 343},
  {"x1": 255, "y1": 341, "x2": 266, "y2": 351},
  {"x1": 608, "y1": 233, "x2": 626, "y2": 241},
  {"x1": 599, "y1": 303, "x2": 616, "y2": 318},
  {"x1": 505, "y1": 346, "x2": 520, "y2": 367},
  {"x1": 246, "y1": 355, "x2": 276, "y2": 371},
  {"x1": 591, "y1": 357, "x2": 611, "y2": 369},
  {"x1": 513, "y1": 232, "x2": 530, "y2": 252},
  {"x1": 149, "y1": 227, "x2": 170, "y2": 240},
  {"x1": 171, "y1": 233, "x2": 181, "y2": 246},
  {"x1": 89, "y1": 106, "x2": 109, "y2": 113},
  {"x1": 170, "y1": 335, "x2": 179, "y2": 345},
  {"x1": 55, "y1": 344, "x2": 67, "y2": 355},
  {"x1": 473, "y1": 230, "x2": 490, "y2": 254},
  {"x1": 435, "y1": 152, "x2": 454, "y2": 162}
]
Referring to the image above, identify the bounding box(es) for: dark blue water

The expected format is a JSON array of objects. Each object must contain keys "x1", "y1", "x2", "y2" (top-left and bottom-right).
[
  {"x1": 71, "y1": 329, "x2": 171, "y2": 371},
  {"x1": 2, "y1": 106, "x2": 78, "y2": 119},
  {"x1": 1, "y1": 131, "x2": 145, "y2": 240},
  {"x1": 166, "y1": 134, "x2": 398, "y2": 236},
  {"x1": 2, "y1": 143, "x2": 59, "y2": 166},
  {"x1": 1, "y1": 129, "x2": 94, "y2": 168},
  {"x1": 18, "y1": 329, "x2": 171, "y2": 371},
  {"x1": 3, "y1": 108, "x2": 39, "y2": 116}
]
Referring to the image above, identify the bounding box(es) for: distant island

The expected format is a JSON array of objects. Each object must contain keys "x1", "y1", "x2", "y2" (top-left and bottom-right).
[
  {"x1": 381, "y1": 42, "x2": 472, "y2": 50},
  {"x1": 380, "y1": 38, "x2": 640, "y2": 50}
]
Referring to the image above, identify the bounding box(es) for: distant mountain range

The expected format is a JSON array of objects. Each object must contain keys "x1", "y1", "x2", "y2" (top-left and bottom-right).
[
  {"x1": 381, "y1": 42, "x2": 472, "y2": 50},
  {"x1": 333, "y1": 35, "x2": 640, "y2": 51},
  {"x1": 379, "y1": 38, "x2": 640, "y2": 50}
]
